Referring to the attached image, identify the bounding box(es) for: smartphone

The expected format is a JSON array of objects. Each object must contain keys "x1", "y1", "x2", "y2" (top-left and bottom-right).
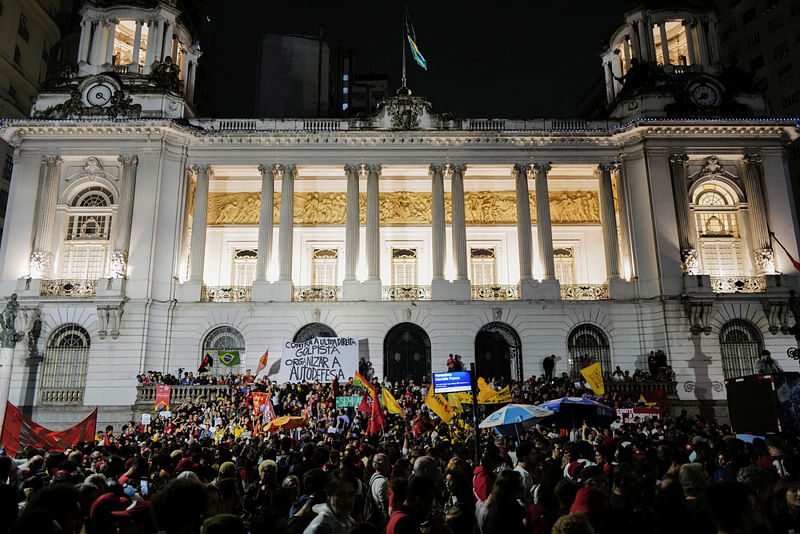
[{"x1": 140, "y1": 478, "x2": 149, "y2": 496}]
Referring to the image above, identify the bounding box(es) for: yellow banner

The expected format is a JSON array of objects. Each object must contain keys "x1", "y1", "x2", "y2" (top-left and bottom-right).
[
  {"x1": 425, "y1": 386, "x2": 453, "y2": 423},
  {"x1": 382, "y1": 388, "x2": 404, "y2": 415},
  {"x1": 482, "y1": 386, "x2": 512, "y2": 404},
  {"x1": 477, "y1": 377, "x2": 497, "y2": 403},
  {"x1": 580, "y1": 362, "x2": 605, "y2": 395}
]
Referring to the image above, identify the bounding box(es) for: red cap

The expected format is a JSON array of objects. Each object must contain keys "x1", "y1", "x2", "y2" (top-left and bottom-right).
[
  {"x1": 570, "y1": 487, "x2": 608, "y2": 521},
  {"x1": 90, "y1": 493, "x2": 131, "y2": 519}
]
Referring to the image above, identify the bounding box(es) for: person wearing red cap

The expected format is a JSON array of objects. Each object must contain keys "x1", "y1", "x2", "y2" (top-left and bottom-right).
[{"x1": 570, "y1": 486, "x2": 608, "y2": 531}]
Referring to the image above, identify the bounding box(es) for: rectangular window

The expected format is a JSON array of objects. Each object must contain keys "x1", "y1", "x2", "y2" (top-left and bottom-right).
[
  {"x1": 231, "y1": 249, "x2": 257, "y2": 286},
  {"x1": 0, "y1": 189, "x2": 8, "y2": 216},
  {"x1": 2, "y1": 155, "x2": 12, "y2": 180},
  {"x1": 61, "y1": 243, "x2": 108, "y2": 279},
  {"x1": 700, "y1": 240, "x2": 745, "y2": 276},
  {"x1": 470, "y1": 248, "x2": 496, "y2": 286},
  {"x1": 18, "y1": 13, "x2": 28, "y2": 41},
  {"x1": 66, "y1": 215, "x2": 112, "y2": 240},
  {"x1": 553, "y1": 247, "x2": 576, "y2": 285},
  {"x1": 391, "y1": 248, "x2": 417, "y2": 286},
  {"x1": 13, "y1": 46, "x2": 20, "y2": 65},
  {"x1": 312, "y1": 248, "x2": 338, "y2": 286}
]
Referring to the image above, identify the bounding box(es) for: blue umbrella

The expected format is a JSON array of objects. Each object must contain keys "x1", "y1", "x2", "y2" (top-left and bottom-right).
[
  {"x1": 536, "y1": 396, "x2": 615, "y2": 429},
  {"x1": 478, "y1": 403, "x2": 554, "y2": 429}
]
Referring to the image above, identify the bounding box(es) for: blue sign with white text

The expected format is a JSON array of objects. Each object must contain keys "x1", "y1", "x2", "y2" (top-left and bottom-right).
[{"x1": 433, "y1": 371, "x2": 472, "y2": 394}]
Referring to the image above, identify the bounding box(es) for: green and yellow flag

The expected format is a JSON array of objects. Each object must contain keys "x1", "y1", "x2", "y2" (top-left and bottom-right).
[
  {"x1": 218, "y1": 350, "x2": 240, "y2": 367},
  {"x1": 405, "y1": 6, "x2": 427, "y2": 70}
]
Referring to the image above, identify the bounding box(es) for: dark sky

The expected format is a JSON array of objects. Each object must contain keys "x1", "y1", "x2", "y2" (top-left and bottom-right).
[{"x1": 203, "y1": 1, "x2": 627, "y2": 119}]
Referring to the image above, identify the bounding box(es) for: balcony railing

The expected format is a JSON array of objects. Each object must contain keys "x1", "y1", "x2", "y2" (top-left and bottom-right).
[
  {"x1": 561, "y1": 284, "x2": 610, "y2": 300},
  {"x1": 136, "y1": 384, "x2": 231, "y2": 405},
  {"x1": 41, "y1": 279, "x2": 97, "y2": 297},
  {"x1": 604, "y1": 380, "x2": 678, "y2": 396},
  {"x1": 40, "y1": 388, "x2": 83, "y2": 405},
  {"x1": 710, "y1": 275, "x2": 766, "y2": 294},
  {"x1": 471, "y1": 284, "x2": 520, "y2": 301},
  {"x1": 382, "y1": 285, "x2": 432, "y2": 301},
  {"x1": 201, "y1": 285, "x2": 252, "y2": 302},
  {"x1": 293, "y1": 285, "x2": 340, "y2": 302}
]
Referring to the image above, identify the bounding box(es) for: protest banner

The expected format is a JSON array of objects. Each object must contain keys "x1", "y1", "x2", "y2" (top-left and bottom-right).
[
  {"x1": 277, "y1": 336, "x2": 358, "y2": 383},
  {"x1": 336, "y1": 396, "x2": 364, "y2": 408},
  {"x1": 154, "y1": 385, "x2": 171, "y2": 411},
  {"x1": 141, "y1": 413, "x2": 151, "y2": 426},
  {"x1": 252, "y1": 392, "x2": 269, "y2": 414}
]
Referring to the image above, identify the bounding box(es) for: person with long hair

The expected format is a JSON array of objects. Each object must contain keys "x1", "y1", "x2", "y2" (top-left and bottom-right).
[{"x1": 477, "y1": 470, "x2": 526, "y2": 534}]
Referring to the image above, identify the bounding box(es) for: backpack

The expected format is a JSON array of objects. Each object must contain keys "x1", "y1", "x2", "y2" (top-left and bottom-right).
[{"x1": 364, "y1": 473, "x2": 388, "y2": 527}]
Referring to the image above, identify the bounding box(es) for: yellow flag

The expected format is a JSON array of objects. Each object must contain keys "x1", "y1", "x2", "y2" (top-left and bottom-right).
[
  {"x1": 477, "y1": 377, "x2": 498, "y2": 403},
  {"x1": 482, "y1": 386, "x2": 512, "y2": 404},
  {"x1": 580, "y1": 362, "x2": 605, "y2": 395},
  {"x1": 382, "y1": 387, "x2": 404, "y2": 415},
  {"x1": 425, "y1": 386, "x2": 453, "y2": 423},
  {"x1": 638, "y1": 394, "x2": 657, "y2": 408}
]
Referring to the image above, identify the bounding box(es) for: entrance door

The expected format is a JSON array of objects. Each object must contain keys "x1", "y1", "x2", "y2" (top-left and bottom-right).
[
  {"x1": 383, "y1": 323, "x2": 431, "y2": 383},
  {"x1": 474, "y1": 322, "x2": 522, "y2": 382}
]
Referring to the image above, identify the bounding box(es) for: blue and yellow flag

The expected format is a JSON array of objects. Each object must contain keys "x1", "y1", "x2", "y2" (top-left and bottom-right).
[
  {"x1": 218, "y1": 350, "x2": 240, "y2": 367},
  {"x1": 405, "y1": 7, "x2": 427, "y2": 70}
]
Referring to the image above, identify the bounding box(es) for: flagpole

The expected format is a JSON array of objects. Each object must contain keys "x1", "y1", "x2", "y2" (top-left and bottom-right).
[{"x1": 401, "y1": 1, "x2": 408, "y2": 92}]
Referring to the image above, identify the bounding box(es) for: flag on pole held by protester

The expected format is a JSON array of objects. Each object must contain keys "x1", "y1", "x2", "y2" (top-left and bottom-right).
[
  {"x1": 263, "y1": 397, "x2": 276, "y2": 426},
  {"x1": 425, "y1": 385, "x2": 453, "y2": 424},
  {"x1": 580, "y1": 362, "x2": 605, "y2": 395},
  {"x1": 382, "y1": 387, "x2": 404, "y2": 415},
  {"x1": 368, "y1": 387, "x2": 386, "y2": 434},
  {"x1": 252, "y1": 392, "x2": 269, "y2": 414},
  {"x1": 255, "y1": 349, "x2": 269, "y2": 375},
  {"x1": 154, "y1": 385, "x2": 171, "y2": 411},
  {"x1": 0, "y1": 402, "x2": 98, "y2": 458},
  {"x1": 198, "y1": 353, "x2": 213, "y2": 374},
  {"x1": 218, "y1": 350, "x2": 240, "y2": 367},
  {"x1": 405, "y1": 5, "x2": 427, "y2": 70},
  {"x1": 352, "y1": 371, "x2": 374, "y2": 392}
]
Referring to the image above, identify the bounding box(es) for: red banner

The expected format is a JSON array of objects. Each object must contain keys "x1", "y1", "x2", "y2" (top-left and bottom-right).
[
  {"x1": 154, "y1": 385, "x2": 171, "y2": 411},
  {"x1": 0, "y1": 402, "x2": 97, "y2": 458},
  {"x1": 252, "y1": 392, "x2": 268, "y2": 414}
]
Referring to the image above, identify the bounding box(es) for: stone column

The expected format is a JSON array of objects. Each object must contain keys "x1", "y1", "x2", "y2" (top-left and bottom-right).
[
  {"x1": 78, "y1": 19, "x2": 91, "y2": 63},
  {"x1": 668, "y1": 154, "x2": 699, "y2": 274},
  {"x1": 110, "y1": 155, "x2": 138, "y2": 277},
  {"x1": 29, "y1": 156, "x2": 62, "y2": 278},
  {"x1": 162, "y1": 22, "x2": 174, "y2": 59},
  {"x1": 144, "y1": 20, "x2": 156, "y2": 67},
  {"x1": 695, "y1": 19, "x2": 709, "y2": 65},
  {"x1": 254, "y1": 164, "x2": 275, "y2": 282},
  {"x1": 131, "y1": 20, "x2": 143, "y2": 66},
  {"x1": 89, "y1": 20, "x2": 105, "y2": 65},
  {"x1": 152, "y1": 20, "x2": 164, "y2": 62},
  {"x1": 366, "y1": 164, "x2": 381, "y2": 282},
  {"x1": 659, "y1": 22, "x2": 670, "y2": 65},
  {"x1": 533, "y1": 163, "x2": 556, "y2": 281},
  {"x1": 188, "y1": 164, "x2": 210, "y2": 282},
  {"x1": 514, "y1": 164, "x2": 533, "y2": 281},
  {"x1": 615, "y1": 163, "x2": 634, "y2": 278},
  {"x1": 622, "y1": 35, "x2": 632, "y2": 71},
  {"x1": 277, "y1": 164, "x2": 296, "y2": 282},
  {"x1": 344, "y1": 164, "x2": 360, "y2": 281},
  {"x1": 684, "y1": 21, "x2": 696, "y2": 65},
  {"x1": 741, "y1": 154, "x2": 775, "y2": 274},
  {"x1": 630, "y1": 23, "x2": 641, "y2": 59},
  {"x1": 430, "y1": 164, "x2": 445, "y2": 281},
  {"x1": 104, "y1": 19, "x2": 117, "y2": 64},
  {"x1": 598, "y1": 163, "x2": 621, "y2": 280},
  {"x1": 450, "y1": 164, "x2": 468, "y2": 280}
]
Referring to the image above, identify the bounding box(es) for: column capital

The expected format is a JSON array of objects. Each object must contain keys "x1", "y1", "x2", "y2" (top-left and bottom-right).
[
  {"x1": 741, "y1": 154, "x2": 763, "y2": 166},
  {"x1": 257, "y1": 163, "x2": 274, "y2": 174},
  {"x1": 532, "y1": 162, "x2": 552, "y2": 173},
  {"x1": 597, "y1": 162, "x2": 620, "y2": 174},
  {"x1": 512, "y1": 163, "x2": 529, "y2": 177},
  {"x1": 343, "y1": 164, "x2": 360, "y2": 175},
  {"x1": 118, "y1": 154, "x2": 138, "y2": 166},
  {"x1": 106, "y1": 18, "x2": 119, "y2": 25},
  {"x1": 446, "y1": 163, "x2": 466, "y2": 175},
  {"x1": 41, "y1": 155, "x2": 62, "y2": 166},
  {"x1": 428, "y1": 164, "x2": 444, "y2": 176},
  {"x1": 366, "y1": 164, "x2": 382, "y2": 175},
  {"x1": 280, "y1": 163, "x2": 297, "y2": 177},
  {"x1": 190, "y1": 164, "x2": 211, "y2": 174},
  {"x1": 669, "y1": 153, "x2": 689, "y2": 165}
]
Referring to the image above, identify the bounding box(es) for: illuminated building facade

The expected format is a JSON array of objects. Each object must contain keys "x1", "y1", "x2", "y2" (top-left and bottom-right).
[{"x1": 0, "y1": 1, "x2": 798, "y2": 427}]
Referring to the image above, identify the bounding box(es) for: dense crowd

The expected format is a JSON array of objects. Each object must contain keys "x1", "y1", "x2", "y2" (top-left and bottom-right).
[{"x1": 2, "y1": 364, "x2": 799, "y2": 534}]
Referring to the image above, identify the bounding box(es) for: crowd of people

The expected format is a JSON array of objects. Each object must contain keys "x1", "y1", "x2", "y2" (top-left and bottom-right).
[{"x1": 2, "y1": 363, "x2": 799, "y2": 534}]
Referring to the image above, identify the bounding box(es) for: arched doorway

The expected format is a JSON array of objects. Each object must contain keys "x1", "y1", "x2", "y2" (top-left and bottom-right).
[
  {"x1": 474, "y1": 322, "x2": 522, "y2": 382},
  {"x1": 568, "y1": 324, "x2": 611, "y2": 377},
  {"x1": 719, "y1": 319, "x2": 762, "y2": 379},
  {"x1": 383, "y1": 323, "x2": 431, "y2": 383},
  {"x1": 293, "y1": 323, "x2": 337, "y2": 343}
]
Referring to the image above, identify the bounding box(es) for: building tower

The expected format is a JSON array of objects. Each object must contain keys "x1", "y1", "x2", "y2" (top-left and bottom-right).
[{"x1": 31, "y1": 0, "x2": 201, "y2": 119}]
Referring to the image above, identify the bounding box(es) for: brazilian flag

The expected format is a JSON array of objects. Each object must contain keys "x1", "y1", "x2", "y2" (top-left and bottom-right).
[
  {"x1": 405, "y1": 6, "x2": 427, "y2": 70},
  {"x1": 218, "y1": 350, "x2": 240, "y2": 366}
]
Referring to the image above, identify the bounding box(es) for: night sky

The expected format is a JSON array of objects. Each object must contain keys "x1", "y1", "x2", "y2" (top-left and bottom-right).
[{"x1": 203, "y1": 1, "x2": 627, "y2": 119}]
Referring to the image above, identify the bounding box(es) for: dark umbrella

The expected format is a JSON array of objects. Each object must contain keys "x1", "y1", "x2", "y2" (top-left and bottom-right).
[{"x1": 536, "y1": 396, "x2": 615, "y2": 429}]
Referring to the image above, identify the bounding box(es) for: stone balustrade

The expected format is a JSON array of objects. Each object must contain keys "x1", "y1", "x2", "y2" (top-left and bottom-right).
[
  {"x1": 560, "y1": 284, "x2": 610, "y2": 300},
  {"x1": 135, "y1": 384, "x2": 233, "y2": 406},
  {"x1": 382, "y1": 285, "x2": 432, "y2": 301},
  {"x1": 471, "y1": 284, "x2": 520, "y2": 301},
  {"x1": 201, "y1": 285, "x2": 252, "y2": 302},
  {"x1": 41, "y1": 279, "x2": 97, "y2": 297}
]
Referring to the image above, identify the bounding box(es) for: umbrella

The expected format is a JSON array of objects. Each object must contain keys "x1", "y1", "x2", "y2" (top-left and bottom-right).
[
  {"x1": 478, "y1": 403, "x2": 554, "y2": 429},
  {"x1": 264, "y1": 415, "x2": 307, "y2": 434},
  {"x1": 536, "y1": 396, "x2": 615, "y2": 429}
]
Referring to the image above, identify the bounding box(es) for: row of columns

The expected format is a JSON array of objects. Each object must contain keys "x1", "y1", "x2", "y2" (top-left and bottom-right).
[
  {"x1": 77, "y1": 17, "x2": 175, "y2": 67},
  {"x1": 185, "y1": 162, "x2": 626, "y2": 292},
  {"x1": 28, "y1": 155, "x2": 139, "y2": 280},
  {"x1": 668, "y1": 153, "x2": 774, "y2": 276}
]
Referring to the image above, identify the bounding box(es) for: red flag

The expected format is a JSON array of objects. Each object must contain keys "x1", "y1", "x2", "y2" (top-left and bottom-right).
[
  {"x1": 357, "y1": 393, "x2": 372, "y2": 414},
  {"x1": 198, "y1": 353, "x2": 212, "y2": 374},
  {"x1": 252, "y1": 392, "x2": 268, "y2": 415},
  {"x1": 771, "y1": 232, "x2": 800, "y2": 271},
  {"x1": 0, "y1": 402, "x2": 97, "y2": 458},
  {"x1": 154, "y1": 385, "x2": 171, "y2": 411},
  {"x1": 368, "y1": 388, "x2": 386, "y2": 435},
  {"x1": 255, "y1": 349, "x2": 269, "y2": 375},
  {"x1": 263, "y1": 397, "x2": 276, "y2": 425},
  {"x1": 332, "y1": 377, "x2": 340, "y2": 398}
]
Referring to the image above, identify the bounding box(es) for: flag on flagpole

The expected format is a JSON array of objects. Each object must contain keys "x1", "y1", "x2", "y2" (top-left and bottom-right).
[
  {"x1": 353, "y1": 372, "x2": 375, "y2": 393},
  {"x1": 263, "y1": 397, "x2": 276, "y2": 426},
  {"x1": 770, "y1": 231, "x2": 800, "y2": 271},
  {"x1": 218, "y1": 350, "x2": 240, "y2": 367},
  {"x1": 425, "y1": 385, "x2": 453, "y2": 424},
  {"x1": 580, "y1": 362, "x2": 605, "y2": 395},
  {"x1": 405, "y1": 6, "x2": 427, "y2": 70},
  {"x1": 198, "y1": 353, "x2": 212, "y2": 374},
  {"x1": 255, "y1": 349, "x2": 269, "y2": 375},
  {"x1": 368, "y1": 387, "x2": 386, "y2": 434},
  {"x1": 381, "y1": 387, "x2": 404, "y2": 415}
]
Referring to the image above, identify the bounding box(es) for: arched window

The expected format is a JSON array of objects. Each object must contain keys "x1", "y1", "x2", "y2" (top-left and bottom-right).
[
  {"x1": 202, "y1": 326, "x2": 245, "y2": 375},
  {"x1": 691, "y1": 182, "x2": 746, "y2": 277},
  {"x1": 293, "y1": 323, "x2": 337, "y2": 343},
  {"x1": 719, "y1": 320, "x2": 763, "y2": 379},
  {"x1": 568, "y1": 324, "x2": 611, "y2": 378},
  {"x1": 39, "y1": 324, "x2": 90, "y2": 405},
  {"x1": 61, "y1": 185, "x2": 115, "y2": 280}
]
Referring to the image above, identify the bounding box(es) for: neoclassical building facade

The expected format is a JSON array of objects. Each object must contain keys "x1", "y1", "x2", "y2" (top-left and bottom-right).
[{"x1": 0, "y1": 0, "x2": 798, "y2": 427}]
